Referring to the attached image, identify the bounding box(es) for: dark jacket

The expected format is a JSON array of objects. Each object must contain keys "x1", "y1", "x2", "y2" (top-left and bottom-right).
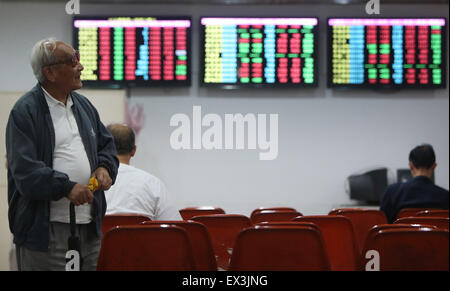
[
  {"x1": 6, "y1": 84, "x2": 119, "y2": 251},
  {"x1": 380, "y1": 176, "x2": 449, "y2": 223}
]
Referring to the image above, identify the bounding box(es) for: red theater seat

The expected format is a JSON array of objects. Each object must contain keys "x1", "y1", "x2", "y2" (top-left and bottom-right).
[
  {"x1": 328, "y1": 208, "x2": 387, "y2": 255},
  {"x1": 251, "y1": 210, "x2": 302, "y2": 224},
  {"x1": 250, "y1": 207, "x2": 299, "y2": 220},
  {"x1": 362, "y1": 228, "x2": 449, "y2": 271},
  {"x1": 229, "y1": 225, "x2": 330, "y2": 271},
  {"x1": 97, "y1": 225, "x2": 195, "y2": 271},
  {"x1": 294, "y1": 215, "x2": 360, "y2": 271},
  {"x1": 397, "y1": 208, "x2": 431, "y2": 219},
  {"x1": 416, "y1": 209, "x2": 449, "y2": 218},
  {"x1": 179, "y1": 206, "x2": 225, "y2": 220},
  {"x1": 191, "y1": 214, "x2": 252, "y2": 270},
  {"x1": 101, "y1": 214, "x2": 151, "y2": 235},
  {"x1": 394, "y1": 217, "x2": 449, "y2": 230},
  {"x1": 142, "y1": 220, "x2": 217, "y2": 271}
]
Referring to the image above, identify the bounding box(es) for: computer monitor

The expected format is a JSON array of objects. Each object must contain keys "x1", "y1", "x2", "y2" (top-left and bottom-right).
[
  {"x1": 397, "y1": 168, "x2": 435, "y2": 183},
  {"x1": 346, "y1": 167, "x2": 388, "y2": 204}
]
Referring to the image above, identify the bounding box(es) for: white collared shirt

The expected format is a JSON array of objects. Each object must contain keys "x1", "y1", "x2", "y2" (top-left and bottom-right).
[
  {"x1": 105, "y1": 163, "x2": 182, "y2": 221},
  {"x1": 42, "y1": 86, "x2": 92, "y2": 224}
]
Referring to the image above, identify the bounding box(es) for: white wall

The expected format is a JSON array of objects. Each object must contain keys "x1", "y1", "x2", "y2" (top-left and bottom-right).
[{"x1": 0, "y1": 0, "x2": 448, "y2": 260}]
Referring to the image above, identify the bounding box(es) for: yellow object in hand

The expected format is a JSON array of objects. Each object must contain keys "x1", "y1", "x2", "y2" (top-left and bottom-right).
[{"x1": 88, "y1": 177, "x2": 99, "y2": 192}]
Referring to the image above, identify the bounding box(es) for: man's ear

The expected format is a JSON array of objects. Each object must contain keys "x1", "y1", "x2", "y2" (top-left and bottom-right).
[
  {"x1": 130, "y1": 146, "x2": 137, "y2": 157},
  {"x1": 42, "y1": 66, "x2": 55, "y2": 83},
  {"x1": 431, "y1": 162, "x2": 437, "y2": 171},
  {"x1": 409, "y1": 161, "x2": 415, "y2": 174}
]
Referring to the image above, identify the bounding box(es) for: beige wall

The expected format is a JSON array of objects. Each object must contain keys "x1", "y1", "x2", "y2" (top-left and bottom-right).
[
  {"x1": 0, "y1": 89, "x2": 125, "y2": 271},
  {"x1": 0, "y1": 92, "x2": 24, "y2": 271}
]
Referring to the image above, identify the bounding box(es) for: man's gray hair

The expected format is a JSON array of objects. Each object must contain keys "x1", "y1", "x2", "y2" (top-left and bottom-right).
[{"x1": 30, "y1": 37, "x2": 59, "y2": 83}]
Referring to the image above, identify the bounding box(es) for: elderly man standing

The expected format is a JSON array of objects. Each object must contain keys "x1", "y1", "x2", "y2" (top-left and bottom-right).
[{"x1": 6, "y1": 37, "x2": 119, "y2": 271}]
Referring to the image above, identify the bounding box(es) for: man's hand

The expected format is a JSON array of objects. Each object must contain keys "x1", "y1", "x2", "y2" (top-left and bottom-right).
[
  {"x1": 92, "y1": 167, "x2": 112, "y2": 191},
  {"x1": 68, "y1": 184, "x2": 94, "y2": 206}
]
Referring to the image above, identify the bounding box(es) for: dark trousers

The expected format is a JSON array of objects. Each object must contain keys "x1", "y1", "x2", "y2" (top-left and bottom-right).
[{"x1": 16, "y1": 222, "x2": 101, "y2": 271}]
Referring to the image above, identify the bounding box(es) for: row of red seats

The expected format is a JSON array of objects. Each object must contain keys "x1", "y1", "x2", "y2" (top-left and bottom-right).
[
  {"x1": 180, "y1": 206, "x2": 449, "y2": 221},
  {"x1": 97, "y1": 207, "x2": 449, "y2": 271},
  {"x1": 179, "y1": 206, "x2": 302, "y2": 222},
  {"x1": 397, "y1": 208, "x2": 450, "y2": 219}
]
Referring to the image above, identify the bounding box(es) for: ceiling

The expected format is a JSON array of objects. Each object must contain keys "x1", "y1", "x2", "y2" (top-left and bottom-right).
[{"x1": 1, "y1": 0, "x2": 448, "y2": 4}]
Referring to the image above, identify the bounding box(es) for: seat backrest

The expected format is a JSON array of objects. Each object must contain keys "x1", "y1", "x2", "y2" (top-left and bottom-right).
[
  {"x1": 362, "y1": 228, "x2": 449, "y2": 271},
  {"x1": 366, "y1": 223, "x2": 437, "y2": 241},
  {"x1": 191, "y1": 214, "x2": 252, "y2": 270},
  {"x1": 363, "y1": 223, "x2": 437, "y2": 264},
  {"x1": 97, "y1": 225, "x2": 195, "y2": 271},
  {"x1": 293, "y1": 215, "x2": 360, "y2": 271},
  {"x1": 416, "y1": 209, "x2": 449, "y2": 218},
  {"x1": 142, "y1": 220, "x2": 217, "y2": 271},
  {"x1": 397, "y1": 208, "x2": 431, "y2": 219},
  {"x1": 251, "y1": 210, "x2": 302, "y2": 224},
  {"x1": 229, "y1": 225, "x2": 330, "y2": 271},
  {"x1": 179, "y1": 206, "x2": 225, "y2": 220},
  {"x1": 102, "y1": 214, "x2": 151, "y2": 235},
  {"x1": 394, "y1": 217, "x2": 449, "y2": 230},
  {"x1": 256, "y1": 221, "x2": 321, "y2": 232},
  {"x1": 250, "y1": 207, "x2": 299, "y2": 220},
  {"x1": 328, "y1": 208, "x2": 387, "y2": 255}
]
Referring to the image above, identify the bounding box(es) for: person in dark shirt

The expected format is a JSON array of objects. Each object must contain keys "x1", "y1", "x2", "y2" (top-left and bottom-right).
[{"x1": 380, "y1": 144, "x2": 449, "y2": 223}]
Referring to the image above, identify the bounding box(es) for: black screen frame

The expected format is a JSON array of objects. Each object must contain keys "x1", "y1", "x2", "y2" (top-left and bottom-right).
[
  {"x1": 327, "y1": 17, "x2": 448, "y2": 90},
  {"x1": 199, "y1": 16, "x2": 320, "y2": 89},
  {"x1": 72, "y1": 15, "x2": 192, "y2": 88}
]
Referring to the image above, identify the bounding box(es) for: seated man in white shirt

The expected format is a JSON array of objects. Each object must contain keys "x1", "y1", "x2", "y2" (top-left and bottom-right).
[{"x1": 105, "y1": 123, "x2": 182, "y2": 220}]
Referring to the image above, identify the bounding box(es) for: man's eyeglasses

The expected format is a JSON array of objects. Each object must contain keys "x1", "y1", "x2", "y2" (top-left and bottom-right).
[{"x1": 46, "y1": 50, "x2": 80, "y2": 67}]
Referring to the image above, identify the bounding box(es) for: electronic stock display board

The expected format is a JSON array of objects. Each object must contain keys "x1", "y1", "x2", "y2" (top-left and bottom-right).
[
  {"x1": 328, "y1": 18, "x2": 446, "y2": 88},
  {"x1": 73, "y1": 16, "x2": 191, "y2": 87},
  {"x1": 201, "y1": 17, "x2": 319, "y2": 88}
]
